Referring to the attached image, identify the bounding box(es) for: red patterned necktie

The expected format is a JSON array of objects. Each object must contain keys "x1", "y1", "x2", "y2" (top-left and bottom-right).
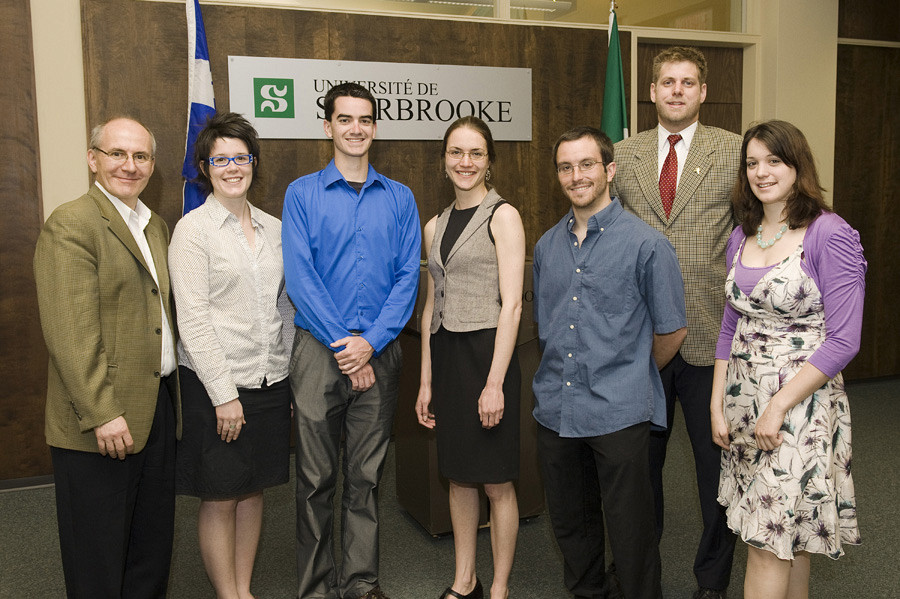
[{"x1": 659, "y1": 134, "x2": 682, "y2": 218}]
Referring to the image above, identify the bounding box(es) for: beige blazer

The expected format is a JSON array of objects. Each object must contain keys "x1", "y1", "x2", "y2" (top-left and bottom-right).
[
  {"x1": 34, "y1": 186, "x2": 181, "y2": 453},
  {"x1": 611, "y1": 124, "x2": 742, "y2": 366}
]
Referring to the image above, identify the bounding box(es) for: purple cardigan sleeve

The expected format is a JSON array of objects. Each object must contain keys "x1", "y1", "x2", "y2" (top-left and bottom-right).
[
  {"x1": 714, "y1": 227, "x2": 745, "y2": 361},
  {"x1": 803, "y1": 212, "x2": 867, "y2": 377}
]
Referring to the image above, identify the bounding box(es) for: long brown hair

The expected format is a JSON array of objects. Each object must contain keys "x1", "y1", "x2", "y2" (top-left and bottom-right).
[{"x1": 733, "y1": 120, "x2": 830, "y2": 236}]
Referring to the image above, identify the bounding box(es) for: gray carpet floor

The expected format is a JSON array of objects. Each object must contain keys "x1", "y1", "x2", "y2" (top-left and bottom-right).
[{"x1": 1, "y1": 377, "x2": 897, "y2": 598}]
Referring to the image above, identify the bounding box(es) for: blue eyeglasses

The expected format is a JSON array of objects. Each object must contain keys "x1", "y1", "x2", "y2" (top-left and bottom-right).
[{"x1": 208, "y1": 154, "x2": 254, "y2": 167}]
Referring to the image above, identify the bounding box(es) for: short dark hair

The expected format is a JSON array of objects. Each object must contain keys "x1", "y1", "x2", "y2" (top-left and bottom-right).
[
  {"x1": 733, "y1": 119, "x2": 830, "y2": 235},
  {"x1": 652, "y1": 46, "x2": 708, "y2": 85},
  {"x1": 441, "y1": 116, "x2": 497, "y2": 164},
  {"x1": 552, "y1": 126, "x2": 614, "y2": 168},
  {"x1": 323, "y1": 82, "x2": 377, "y2": 122},
  {"x1": 193, "y1": 112, "x2": 261, "y2": 196}
]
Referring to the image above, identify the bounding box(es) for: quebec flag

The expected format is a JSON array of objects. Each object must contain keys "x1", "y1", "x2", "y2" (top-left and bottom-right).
[{"x1": 182, "y1": 0, "x2": 216, "y2": 216}]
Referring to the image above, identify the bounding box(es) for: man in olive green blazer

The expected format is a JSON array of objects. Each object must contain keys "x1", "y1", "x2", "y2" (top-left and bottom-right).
[
  {"x1": 610, "y1": 47, "x2": 741, "y2": 599},
  {"x1": 34, "y1": 117, "x2": 181, "y2": 599}
]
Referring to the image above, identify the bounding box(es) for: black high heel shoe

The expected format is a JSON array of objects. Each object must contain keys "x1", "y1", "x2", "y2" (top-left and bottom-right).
[{"x1": 439, "y1": 578, "x2": 483, "y2": 599}]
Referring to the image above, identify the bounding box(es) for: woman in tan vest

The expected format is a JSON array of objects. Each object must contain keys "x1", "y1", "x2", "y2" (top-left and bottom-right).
[{"x1": 416, "y1": 116, "x2": 526, "y2": 599}]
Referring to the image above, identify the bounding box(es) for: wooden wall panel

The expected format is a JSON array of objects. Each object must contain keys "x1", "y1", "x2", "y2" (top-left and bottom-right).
[
  {"x1": 81, "y1": 0, "x2": 630, "y2": 251},
  {"x1": 0, "y1": 0, "x2": 52, "y2": 481},
  {"x1": 636, "y1": 43, "x2": 742, "y2": 135},
  {"x1": 834, "y1": 45, "x2": 900, "y2": 379},
  {"x1": 838, "y1": 0, "x2": 899, "y2": 42}
]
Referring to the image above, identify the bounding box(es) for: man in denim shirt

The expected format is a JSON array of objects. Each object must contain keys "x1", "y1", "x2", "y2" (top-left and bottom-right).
[{"x1": 533, "y1": 127, "x2": 687, "y2": 599}]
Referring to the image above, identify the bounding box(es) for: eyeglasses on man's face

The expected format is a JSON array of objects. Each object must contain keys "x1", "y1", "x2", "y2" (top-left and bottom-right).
[
  {"x1": 93, "y1": 147, "x2": 154, "y2": 165},
  {"x1": 208, "y1": 154, "x2": 254, "y2": 167},
  {"x1": 556, "y1": 160, "x2": 604, "y2": 176},
  {"x1": 446, "y1": 149, "x2": 488, "y2": 162}
]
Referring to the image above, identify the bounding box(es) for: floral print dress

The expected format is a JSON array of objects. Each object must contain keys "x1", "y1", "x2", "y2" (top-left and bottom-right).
[{"x1": 717, "y1": 239, "x2": 860, "y2": 560}]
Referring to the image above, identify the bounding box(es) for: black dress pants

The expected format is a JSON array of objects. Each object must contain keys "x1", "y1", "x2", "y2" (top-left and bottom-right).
[
  {"x1": 51, "y1": 379, "x2": 176, "y2": 599},
  {"x1": 650, "y1": 353, "x2": 735, "y2": 590},
  {"x1": 538, "y1": 422, "x2": 661, "y2": 599}
]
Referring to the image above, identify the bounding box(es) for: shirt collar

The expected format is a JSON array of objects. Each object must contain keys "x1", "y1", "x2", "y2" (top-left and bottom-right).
[
  {"x1": 565, "y1": 198, "x2": 625, "y2": 232},
  {"x1": 657, "y1": 120, "x2": 699, "y2": 151},
  {"x1": 95, "y1": 181, "x2": 151, "y2": 230},
  {"x1": 322, "y1": 159, "x2": 380, "y2": 191},
  {"x1": 203, "y1": 193, "x2": 262, "y2": 229}
]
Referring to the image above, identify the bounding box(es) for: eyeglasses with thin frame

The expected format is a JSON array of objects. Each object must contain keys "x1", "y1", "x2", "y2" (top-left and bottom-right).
[
  {"x1": 208, "y1": 154, "x2": 254, "y2": 168},
  {"x1": 556, "y1": 160, "x2": 604, "y2": 176},
  {"x1": 446, "y1": 149, "x2": 488, "y2": 162},
  {"x1": 92, "y1": 147, "x2": 154, "y2": 165}
]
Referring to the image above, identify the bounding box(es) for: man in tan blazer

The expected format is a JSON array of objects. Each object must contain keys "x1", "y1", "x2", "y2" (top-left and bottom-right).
[
  {"x1": 611, "y1": 47, "x2": 741, "y2": 599},
  {"x1": 34, "y1": 117, "x2": 181, "y2": 599}
]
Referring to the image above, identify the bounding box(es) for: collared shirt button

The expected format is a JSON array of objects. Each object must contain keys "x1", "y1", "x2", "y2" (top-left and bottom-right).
[
  {"x1": 600, "y1": 227, "x2": 605, "y2": 232},
  {"x1": 566, "y1": 381, "x2": 571, "y2": 386},
  {"x1": 569, "y1": 324, "x2": 575, "y2": 329},
  {"x1": 576, "y1": 268, "x2": 581, "y2": 273},
  {"x1": 568, "y1": 353, "x2": 573, "y2": 358},
  {"x1": 572, "y1": 296, "x2": 578, "y2": 301}
]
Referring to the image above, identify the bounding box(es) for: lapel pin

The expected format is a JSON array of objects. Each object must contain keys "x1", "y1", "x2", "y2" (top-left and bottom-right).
[{"x1": 695, "y1": 167, "x2": 701, "y2": 175}]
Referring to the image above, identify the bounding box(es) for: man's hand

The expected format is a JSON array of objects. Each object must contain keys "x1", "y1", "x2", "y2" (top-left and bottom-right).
[
  {"x1": 94, "y1": 416, "x2": 134, "y2": 459},
  {"x1": 216, "y1": 399, "x2": 246, "y2": 443},
  {"x1": 331, "y1": 335, "x2": 375, "y2": 375},
  {"x1": 348, "y1": 363, "x2": 376, "y2": 392}
]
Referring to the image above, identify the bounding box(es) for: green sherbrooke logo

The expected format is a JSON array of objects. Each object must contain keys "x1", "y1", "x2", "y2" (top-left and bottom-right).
[{"x1": 254, "y1": 78, "x2": 294, "y2": 118}]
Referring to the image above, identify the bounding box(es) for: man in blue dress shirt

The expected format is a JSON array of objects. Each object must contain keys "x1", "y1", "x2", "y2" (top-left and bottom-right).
[
  {"x1": 283, "y1": 83, "x2": 421, "y2": 599},
  {"x1": 533, "y1": 126, "x2": 687, "y2": 599}
]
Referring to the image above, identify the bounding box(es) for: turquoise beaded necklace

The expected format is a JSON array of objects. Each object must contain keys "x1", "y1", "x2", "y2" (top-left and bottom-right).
[{"x1": 756, "y1": 223, "x2": 789, "y2": 249}]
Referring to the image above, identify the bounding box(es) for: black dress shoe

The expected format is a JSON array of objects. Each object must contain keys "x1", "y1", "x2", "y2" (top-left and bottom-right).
[{"x1": 439, "y1": 578, "x2": 484, "y2": 599}]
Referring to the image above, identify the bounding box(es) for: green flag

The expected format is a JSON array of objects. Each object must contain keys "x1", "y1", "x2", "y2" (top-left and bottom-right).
[{"x1": 601, "y1": 6, "x2": 629, "y2": 143}]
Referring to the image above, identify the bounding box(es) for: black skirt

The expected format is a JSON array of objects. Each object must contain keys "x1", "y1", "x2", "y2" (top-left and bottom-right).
[
  {"x1": 176, "y1": 366, "x2": 291, "y2": 499},
  {"x1": 430, "y1": 326, "x2": 520, "y2": 483}
]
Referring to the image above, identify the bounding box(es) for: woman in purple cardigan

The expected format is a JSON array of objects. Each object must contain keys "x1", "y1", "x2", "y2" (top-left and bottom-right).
[{"x1": 710, "y1": 120, "x2": 866, "y2": 599}]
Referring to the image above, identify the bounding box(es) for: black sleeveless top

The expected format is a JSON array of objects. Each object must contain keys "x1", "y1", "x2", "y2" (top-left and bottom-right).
[{"x1": 440, "y1": 205, "x2": 478, "y2": 265}]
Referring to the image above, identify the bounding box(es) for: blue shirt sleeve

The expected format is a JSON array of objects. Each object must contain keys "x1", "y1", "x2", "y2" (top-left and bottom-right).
[
  {"x1": 361, "y1": 186, "x2": 422, "y2": 354},
  {"x1": 282, "y1": 178, "x2": 353, "y2": 349},
  {"x1": 642, "y1": 236, "x2": 687, "y2": 335}
]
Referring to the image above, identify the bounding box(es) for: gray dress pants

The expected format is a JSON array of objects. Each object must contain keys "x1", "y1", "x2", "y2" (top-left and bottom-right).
[{"x1": 289, "y1": 328, "x2": 401, "y2": 599}]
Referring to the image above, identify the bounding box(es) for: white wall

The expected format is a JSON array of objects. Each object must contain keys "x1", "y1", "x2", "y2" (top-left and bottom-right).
[
  {"x1": 750, "y1": 0, "x2": 838, "y2": 202},
  {"x1": 30, "y1": 0, "x2": 88, "y2": 218}
]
